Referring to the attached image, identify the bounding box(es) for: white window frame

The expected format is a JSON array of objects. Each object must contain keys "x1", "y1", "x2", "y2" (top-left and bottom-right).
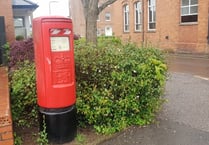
[
  {"x1": 123, "y1": 4, "x2": 129, "y2": 32},
  {"x1": 14, "y1": 17, "x2": 25, "y2": 28},
  {"x1": 181, "y1": 0, "x2": 198, "y2": 23},
  {"x1": 105, "y1": 12, "x2": 111, "y2": 21},
  {"x1": 148, "y1": 0, "x2": 156, "y2": 31},
  {"x1": 134, "y1": 1, "x2": 142, "y2": 32}
]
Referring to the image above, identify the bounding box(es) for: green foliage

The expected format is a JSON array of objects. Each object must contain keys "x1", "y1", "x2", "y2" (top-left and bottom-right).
[
  {"x1": 37, "y1": 116, "x2": 49, "y2": 145},
  {"x1": 15, "y1": 35, "x2": 24, "y2": 41},
  {"x1": 76, "y1": 133, "x2": 86, "y2": 144},
  {"x1": 75, "y1": 37, "x2": 167, "y2": 134},
  {"x1": 9, "y1": 36, "x2": 167, "y2": 136},
  {"x1": 10, "y1": 61, "x2": 37, "y2": 127},
  {"x1": 2, "y1": 42, "x2": 10, "y2": 64},
  {"x1": 14, "y1": 132, "x2": 23, "y2": 145}
]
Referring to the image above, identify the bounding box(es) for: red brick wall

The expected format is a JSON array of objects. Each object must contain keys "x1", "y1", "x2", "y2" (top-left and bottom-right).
[
  {"x1": 71, "y1": 0, "x2": 208, "y2": 53},
  {"x1": 0, "y1": 0, "x2": 15, "y2": 43},
  {"x1": 97, "y1": 3, "x2": 115, "y2": 36},
  {"x1": 0, "y1": 67, "x2": 14, "y2": 145},
  {"x1": 0, "y1": 117, "x2": 13, "y2": 145},
  {"x1": 109, "y1": 0, "x2": 209, "y2": 54}
]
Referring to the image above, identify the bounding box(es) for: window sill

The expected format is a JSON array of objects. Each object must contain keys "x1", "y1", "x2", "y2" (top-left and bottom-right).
[
  {"x1": 180, "y1": 22, "x2": 198, "y2": 26},
  {"x1": 123, "y1": 31, "x2": 130, "y2": 33},
  {"x1": 147, "y1": 30, "x2": 156, "y2": 33},
  {"x1": 134, "y1": 30, "x2": 142, "y2": 33}
]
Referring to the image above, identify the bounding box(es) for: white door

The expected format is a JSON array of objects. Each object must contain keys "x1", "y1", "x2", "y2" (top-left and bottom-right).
[{"x1": 105, "y1": 26, "x2": 112, "y2": 36}]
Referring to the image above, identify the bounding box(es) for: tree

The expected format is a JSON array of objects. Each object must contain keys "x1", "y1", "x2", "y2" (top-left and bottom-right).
[{"x1": 81, "y1": 0, "x2": 117, "y2": 44}]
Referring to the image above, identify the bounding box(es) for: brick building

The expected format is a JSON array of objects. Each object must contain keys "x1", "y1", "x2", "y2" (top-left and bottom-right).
[
  {"x1": 71, "y1": 0, "x2": 209, "y2": 54},
  {"x1": 69, "y1": 0, "x2": 86, "y2": 37},
  {"x1": 97, "y1": 0, "x2": 115, "y2": 36},
  {"x1": 0, "y1": 0, "x2": 38, "y2": 65},
  {"x1": 0, "y1": 0, "x2": 15, "y2": 43}
]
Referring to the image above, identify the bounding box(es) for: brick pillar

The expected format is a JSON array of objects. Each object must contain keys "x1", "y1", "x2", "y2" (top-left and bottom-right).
[
  {"x1": 0, "y1": 67, "x2": 14, "y2": 145},
  {"x1": 0, "y1": 117, "x2": 13, "y2": 145}
]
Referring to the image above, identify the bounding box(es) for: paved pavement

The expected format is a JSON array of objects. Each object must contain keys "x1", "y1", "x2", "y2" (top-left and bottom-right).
[
  {"x1": 167, "y1": 54, "x2": 209, "y2": 78},
  {"x1": 99, "y1": 54, "x2": 209, "y2": 145}
]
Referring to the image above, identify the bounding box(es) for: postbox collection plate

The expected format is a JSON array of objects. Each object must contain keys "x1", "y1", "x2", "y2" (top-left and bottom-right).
[{"x1": 50, "y1": 37, "x2": 70, "y2": 52}]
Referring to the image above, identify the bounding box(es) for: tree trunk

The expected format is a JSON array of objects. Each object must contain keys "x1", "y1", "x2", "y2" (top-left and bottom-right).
[
  {"x1": 81, "y1": 0, "x2": 118, "y2": 45},
  {"x1": 86, "y1": 7, "x2": 98, "y2": 44}
]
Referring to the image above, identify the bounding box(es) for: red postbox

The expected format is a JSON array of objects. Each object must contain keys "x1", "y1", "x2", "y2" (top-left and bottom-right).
[
  {"x1": 33, "y1": 16, "x2": 76, "y2": 108},
  {"x1": 33, "y1": 16, "x2": 76, "y2": 144}
]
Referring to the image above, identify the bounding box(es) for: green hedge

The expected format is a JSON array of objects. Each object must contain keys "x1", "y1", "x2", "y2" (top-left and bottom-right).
[
  {"x1": 75, "y1": 37, "x2": 167, "y2": 134},
  {"x1": 9, "y1": 37, "x2": 167, "y2": 134},
  {"x1": 9, "y1": 38, "x2": 36, "y2": 127},
  {"x1": 10, "y1": 61, "x2": 37, "y2": 127}
]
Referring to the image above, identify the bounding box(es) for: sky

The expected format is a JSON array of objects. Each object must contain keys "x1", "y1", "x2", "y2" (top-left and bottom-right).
[{"x1": 31, "y1": 0, "x2": 69, "y2": 18}]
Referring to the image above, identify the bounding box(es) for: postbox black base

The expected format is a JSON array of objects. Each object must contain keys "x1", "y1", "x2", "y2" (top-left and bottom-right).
[{"x1": 39, "y1": 105, "x2": 77, "y2": 144}]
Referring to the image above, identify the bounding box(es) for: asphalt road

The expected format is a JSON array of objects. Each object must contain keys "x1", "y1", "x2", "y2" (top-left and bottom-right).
[{"x1": 99, "y1": 55, "x2": 209, "y2": 145}]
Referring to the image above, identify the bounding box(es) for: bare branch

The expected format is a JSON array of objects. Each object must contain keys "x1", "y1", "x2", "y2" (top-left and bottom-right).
[{"x1": 98, "y1": 0, "x2": 117, "y2": 13}]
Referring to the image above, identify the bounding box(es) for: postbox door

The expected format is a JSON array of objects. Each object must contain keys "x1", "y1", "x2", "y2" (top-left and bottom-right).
[{"x1": 39, "y1": 21, "x2": 76, "y2": 108}]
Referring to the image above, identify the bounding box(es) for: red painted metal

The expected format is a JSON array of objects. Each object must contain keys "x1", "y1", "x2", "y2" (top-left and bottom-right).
[{"x1": 33, "y1": 16, "x2": 76, "y2": 108}]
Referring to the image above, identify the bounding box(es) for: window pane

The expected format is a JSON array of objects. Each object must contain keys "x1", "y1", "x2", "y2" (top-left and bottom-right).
[
  {"x1": 181, "y1": 15, "x2": 198, "y2": 22},
  {"x1": 124, "y1": 4, "x2": 129, "y2": 32},
  {"x1": 136, "y1": 24, "x2": 142, "y2": 31},
  {"x1": 149, "y1": 23, "x2": 156, "y2": 29},
  {"x1": 125, "y1": 25, "x2": 129, "y2": 31},
  {"x1": 191, "y1": 0, "x2": 198, "y2": 5},
  {"x1": 153, "y1": 11, "x2": 156, "y2": 22},
  {"x1": 14, "y1": 18, "x2": 24, "y2": 27},
  {"x1": 149, "y1": 0, "x2": 155, "y2": 6},
  {"x1": 182, "y1": 0, "x2": 189, "y2": 6},
  {"x1": 126, "y1": 5, "x2": 129, "y2": 11},
  {"x1": 135, "y1": 1, "x2": 142, "y2": 31},
  {"x1": 148, "y1": 0, "x2": 151, "y2": 6},
  {"x1": 148, "y1": 0, "x2": 156, "y2": 30},
  {"x1": 105, "y1": 12, "x2": 111, "y2": 21},
  {"x1": 136, "y1": 12, "x2": 139, "y2": 23},
  {"x1": 136, "y1": 24, "x2": 139, "y2": 30},
  {"x1": 125, "y1": 13, "x2": 127, "y2": 24},
  {"x1": 181, "y1": 7, "x2": 189, "y2": 15},
  {"x1": 152, "y1": 0, "x2": 156, "y2": 6},
  {"x1": 137, "y1": 2, "x2": 140, "y2": 8},
  {"x1": 149, "y1": 9, "x2": 153, "y2": 21},
  {"x1": 190, "y1": 6, "x2": 198, "y2": 13},
  {"x1": 135, "y1": 2, "x2": 138, "y2": 9},
  {"x1": 124, "y1": 5, "x2": 128, "y2": 11}
]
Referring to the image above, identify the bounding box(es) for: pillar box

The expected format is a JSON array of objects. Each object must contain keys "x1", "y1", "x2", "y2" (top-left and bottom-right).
[{"x1": 32, "y1": 16, "x2": 77, "y2": 144}]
